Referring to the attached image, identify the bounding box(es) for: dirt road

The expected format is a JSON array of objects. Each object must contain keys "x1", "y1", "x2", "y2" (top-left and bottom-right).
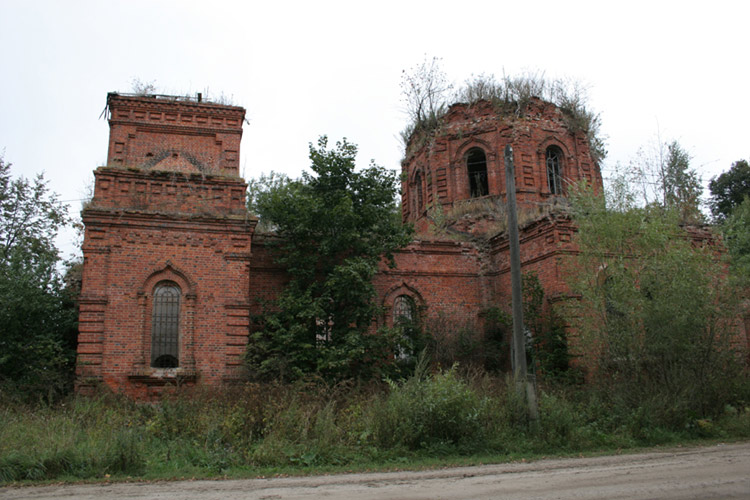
[{"x1": 2, "y1": 442, "x2": 749, "y2": 499}]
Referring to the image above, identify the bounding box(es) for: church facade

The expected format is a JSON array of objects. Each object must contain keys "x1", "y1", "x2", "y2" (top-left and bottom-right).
[{"x1": 76, "y1": 93, "x2": 599, "y2": 398}]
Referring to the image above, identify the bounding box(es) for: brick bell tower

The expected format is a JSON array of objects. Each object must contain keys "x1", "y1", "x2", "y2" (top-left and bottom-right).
[{"x1": 77, "y1": 93, "x2": 256, "y2": 398}]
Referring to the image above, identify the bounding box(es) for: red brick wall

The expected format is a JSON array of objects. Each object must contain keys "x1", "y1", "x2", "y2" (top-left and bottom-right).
[
  {"x1": 375, "y1": 239, "x2": 487, "y2": 329},
  {"x1": 91, "y1": 167, "x2": 248, "y2": 215},
  {"x1": 401, "y1": 99, "x2": 602, "y2": 227},
  {"x1": 77, "y1": 94, "x2": 254, "y2": 399},
  {"x1": 76, "y1": 93, "x2": 607, "y2": 398},
  {"x1": 78, "y1": 194, "x2": 255, "y2": 398},
  {"x1": 106, "y1": 94, "x2": 244, "y2": 175}
]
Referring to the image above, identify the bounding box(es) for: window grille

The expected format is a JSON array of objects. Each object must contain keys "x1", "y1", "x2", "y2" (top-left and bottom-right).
[
  {"x1": 393, "y1": 295, "x2": 417, "y2": 360},
  {"x1": 546, "y1": 147, "x2": 563, "y2": 195},
  {"x1": 151, "y1": 282, "x2": 181, "y2": 368},
  {"x1": 393, "y1": 295, "x2": 416, "y2": 324},
  {"x1": 467, "y1": 148, "x2": 488, "y2": 197}
]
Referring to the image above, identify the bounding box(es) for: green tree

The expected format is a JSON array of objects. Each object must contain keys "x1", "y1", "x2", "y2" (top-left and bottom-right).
[
  {"x1": 246, "y1": 170, "x2": 290, "y2": 232},
  {"x1": 721, "y1": 195, "x2": 750, "y2": 281},
  {"x1": 709, "y1": 159, "x2": 750, "y2": 222},
  {"x1": 662, "y1": 141, "x2": 702, "y2": 221},
  {"x1": 625, "y1": 139, "x2": 702, "y2": 221},
  {"x1": 566, "y1": 182, "x2": 742, "y2": 427},
  {"x1": 0, "y1": 155, "x2": 76, "y2": 400},
  {"x1": 521, "y1": 272, "x2": 572, "y2": 381},
  {"x1": 246, "y1": 137, "x2": 413, "y2": 381}
]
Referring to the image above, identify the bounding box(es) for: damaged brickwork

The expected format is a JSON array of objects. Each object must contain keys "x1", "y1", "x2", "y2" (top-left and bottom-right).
[{"x1": 77, "y1": 93, "x2": 597, "y2": 398}]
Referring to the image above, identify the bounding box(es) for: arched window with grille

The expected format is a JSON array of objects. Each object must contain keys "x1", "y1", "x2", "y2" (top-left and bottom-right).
[
  {"x1": 151, "y1": 281, "x2": 181, "y2": 368},
  {"x1": 393, "y1": 294, "x2": 418, "y2": 360},
  {"x1": 546, "y1": 146, "x2": 563, "y2": 195},
  {"x1": 393, "y1": 295, "x2": 416, "y2": 325},
  {"x1": 467, "y1": 148, "x2": 489, "y2": 197}
]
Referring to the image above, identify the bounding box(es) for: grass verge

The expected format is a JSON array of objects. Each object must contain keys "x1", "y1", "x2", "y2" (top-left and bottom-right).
[{"x1": 2, "y1": 368, "x2": 749, "y2": 484}]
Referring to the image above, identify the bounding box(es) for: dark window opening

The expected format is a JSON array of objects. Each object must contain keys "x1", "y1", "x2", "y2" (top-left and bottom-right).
[
  {"x1": 603, "y1": 274, "x2": 625, "y2": 320},
  {"x1": 151, "y1": 282, "x2": 181, "y2": 368},
  {"x1": 467, "y1": 148, "x2": 488, "y2": 197},
  {"x1": 153, "y1": 354, "x2": 179, "y2": 368},
  {"x1": 546, "y1": 146, "x2": 563, "y2": 195}
]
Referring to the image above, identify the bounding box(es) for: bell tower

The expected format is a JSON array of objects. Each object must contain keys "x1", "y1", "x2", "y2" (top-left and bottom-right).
[{"x1": 77, "y1": 93, "x2": 256, "y2": 398}]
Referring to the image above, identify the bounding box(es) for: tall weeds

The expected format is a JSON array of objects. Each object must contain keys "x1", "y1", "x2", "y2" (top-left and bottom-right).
[{"x1": 2, "y1": 370, "x2": 749, "y2": 483}]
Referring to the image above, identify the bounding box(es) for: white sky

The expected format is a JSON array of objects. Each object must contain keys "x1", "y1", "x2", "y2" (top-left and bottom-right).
[{"x1": 1, "y1": 0, "x2": 748, "y2": 259}]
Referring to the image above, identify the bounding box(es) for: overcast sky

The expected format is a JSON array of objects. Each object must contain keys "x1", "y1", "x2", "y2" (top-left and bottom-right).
[{"x1": 1, "y1": 0, "x2": 747, "y2": 258}]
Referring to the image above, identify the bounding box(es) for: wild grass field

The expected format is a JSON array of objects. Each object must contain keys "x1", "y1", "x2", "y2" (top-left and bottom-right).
[{"x1": 2, "y1": 366, "x2": 749, "y2": 484}]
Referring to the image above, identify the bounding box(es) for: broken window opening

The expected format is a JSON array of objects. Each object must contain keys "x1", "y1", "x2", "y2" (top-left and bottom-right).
[
  {"x1": 546, "y1": 146, "x2": 563, "y2": 195},
  {"x1": 467, "y1": 148, "x2": 489, "y2": 197}
]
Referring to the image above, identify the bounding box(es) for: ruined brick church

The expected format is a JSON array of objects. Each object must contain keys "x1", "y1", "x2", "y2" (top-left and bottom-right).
[{"x1": 76, "y1": 93, "x2": 601, "y2": 398}]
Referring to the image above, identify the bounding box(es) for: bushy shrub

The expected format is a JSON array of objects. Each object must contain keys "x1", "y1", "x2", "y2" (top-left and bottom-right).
[
  {"x1": 567, "y1": 183, "x2": 747, "y2": 430},
  {"x1": 3, "y1": 372, "x2": 749, "y2": 482},
  {"x1": 426, "y1": 312, "x2": 508, "y2": 373},
  {"x1": 368, "y1": 367, "x2": 488, "y2": 451}
]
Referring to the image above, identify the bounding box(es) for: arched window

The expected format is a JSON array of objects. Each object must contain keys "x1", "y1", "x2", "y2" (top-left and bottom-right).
[
  {"x1": 393, "y1": 295, "x2": 416, "y2": 325},
  {"x1": 151, "y1": 281, "x2": 181, "y2": 368},
  {"x1": 467, "y1": 148, "x2": 489, "y2": 197},
  {"x1": 393, "y1": 295, "x2": 418, "y2": 360},
  {"x1": 546, "y1": 146, "x2": 563, "y2": 195},
  {"x1": 414, "y1": 171, "x2": 425, "y2": 214}
]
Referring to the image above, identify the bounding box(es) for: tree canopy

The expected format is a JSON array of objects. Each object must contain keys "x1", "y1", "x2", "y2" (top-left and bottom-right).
[
  {"x1": 566, "y1": 180, "x2": 741, "y2": 424},
  {"x1": 708, "y1": 159, "x2": 750, "y2": 283},
  {"x1": 621, "y1": 139, "x2": 702, "y2": 222},
  {"x1": 245, "y1": 137, "x2": 413, "y2": 381},
  {"x1": 709, "y1": 159, "x2": 750, "y2": 222},
  {"x1": 722, "y1": 196, "x2": 750, "y2": 280},
  {"x1": 661, "y1": 141, "x2": 702, "y2": 221},
  {"x1": 0, "y1": 156, "x2": 76, "y2": 400}
]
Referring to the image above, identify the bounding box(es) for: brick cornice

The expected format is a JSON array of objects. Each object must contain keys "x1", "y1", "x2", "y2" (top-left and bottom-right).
[
  {"x1": 93, "y1": 166, "x2": 247, "y2": 186},
  {"x1": 82, "y1": 209, "x2": 256, "y2": 234}
]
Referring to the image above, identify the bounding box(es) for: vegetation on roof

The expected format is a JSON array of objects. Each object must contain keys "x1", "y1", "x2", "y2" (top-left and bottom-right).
[{"x1": 400, "y1": 58, "x2": 607, "y2": 164}]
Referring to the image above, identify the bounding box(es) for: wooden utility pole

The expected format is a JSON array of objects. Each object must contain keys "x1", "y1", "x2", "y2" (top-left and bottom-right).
[{"x1": 504, "y1": 144, "x2": 539, "y2": 421}]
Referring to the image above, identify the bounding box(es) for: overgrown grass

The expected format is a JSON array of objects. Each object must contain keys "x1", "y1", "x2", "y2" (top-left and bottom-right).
[{"x1": 2, "y1": 369, "x2": 749, "y2": 484}]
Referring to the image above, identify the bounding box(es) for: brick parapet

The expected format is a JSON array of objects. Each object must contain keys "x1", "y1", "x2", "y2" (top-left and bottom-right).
[{"x1": 106, "y1": 93, "x2": 245, "y2": 175}]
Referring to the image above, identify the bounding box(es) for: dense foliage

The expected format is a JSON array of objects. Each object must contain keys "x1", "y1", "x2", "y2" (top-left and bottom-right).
[
  {"x1": 3, "y1": 373, "x2": 749, "y2": 483},
  {"x1": 660, "y1": 141, "x2": 703, "y2": 222},
  {"x1": 709, "y1": 159, "x2": 750, "y2": 222},
  {"x1": 0, "y1": 156, "x2": 76, "y2": 401},
  {"x1": 623, "y1": 139, "x2": 703, "y2": 222},
  {"x1": 710, "y1": 159, "x2": 750, "y2": 282},
  {"x1": 245, "y1": 137, "x2": 413, "y2": 381},
  {"x1": 721, "y1": 196, "x2": 750, "y2": 281},
  {"x1": 521, "y1": 273, "x2": 574, "y2": 381},
  {"x1": 566, "y1": 182, "x2": 744, "y2": 426}
]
